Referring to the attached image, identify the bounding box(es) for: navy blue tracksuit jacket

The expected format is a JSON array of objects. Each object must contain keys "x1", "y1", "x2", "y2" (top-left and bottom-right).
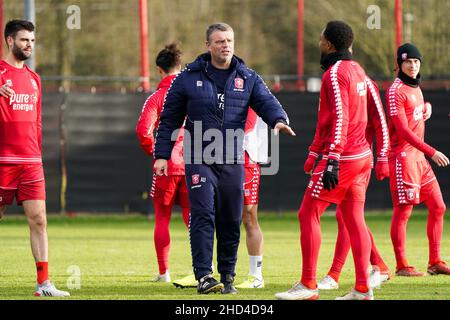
[{"x1": 154, "y1": 53, "x2": 289, "y2": 281}]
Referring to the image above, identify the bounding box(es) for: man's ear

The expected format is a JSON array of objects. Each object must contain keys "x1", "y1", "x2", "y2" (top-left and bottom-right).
[
  {"x1": 327, "y1": 40, "x2": 334, "y2": 51},
  {"x1": 6, "y1": 36, "x2": 14, "y2": 48}
]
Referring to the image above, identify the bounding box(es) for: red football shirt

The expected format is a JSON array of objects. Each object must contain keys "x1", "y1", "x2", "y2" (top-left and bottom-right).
[
  {"x1": 0, "y1": 60, "x2": 42, "y2": 164},
  {"x1": 386, "y1": 78, "x2": 435, "y2": 159},
  {"x1": 309, "y1": 60, "x2": 371, "y2": 162},
  {"x1": 136, "y1": 74, "x2": 185, "y2": 175}
]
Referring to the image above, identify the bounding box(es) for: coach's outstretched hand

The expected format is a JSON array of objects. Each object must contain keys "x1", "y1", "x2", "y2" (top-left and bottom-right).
[
  {"x1": 322, "y1": 159, "x2": 339, "y2": 191},
  {"x1": 274, "y1": 122, "x2": 296, "y2": 136},
  {"x1": 154, "y1": 159, "x2": 168, "y2": 176}
]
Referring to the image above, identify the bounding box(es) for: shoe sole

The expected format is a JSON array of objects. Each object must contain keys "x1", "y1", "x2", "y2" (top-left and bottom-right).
[
  {"x1": 337, "y1": 297, "x2": 373, "y2": 300},
  {"x1": 198, "y1": 283, "x2": 224, "y2": 294},
  {"x1": 317, "y1": 286, "x2": 338, "y2": 290},
  {"x1": 427, "y1": 270, "x2": 450, "y2": 276},
  {"x1": 276, "y1": 294, "x2": 319, "y2": 300},
  {"x1": 34, "y1": 292, "x2": 70, "y2": 297},
  {"x1": 173, "y1": 283, "x2": 197, "y2": 288},
  {"x1": 235, "y1": 284, "x2": 265, "y2": 289},
  {"x1": 395, "y1": 273, "x2": 425, "y2": 277},
  {"x1": 221, "y1": 290, "x2": 238, "y2": 294}
]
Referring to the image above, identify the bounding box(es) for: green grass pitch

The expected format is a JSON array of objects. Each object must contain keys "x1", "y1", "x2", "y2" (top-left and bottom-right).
[{"x1": 0, "y1": 210, "x2": 449, "y2": 300}]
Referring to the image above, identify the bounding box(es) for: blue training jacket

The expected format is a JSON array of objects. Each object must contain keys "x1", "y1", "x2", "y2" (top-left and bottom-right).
[{"x1": 154, "y1": 53, "x2": 289, "y2": 164}]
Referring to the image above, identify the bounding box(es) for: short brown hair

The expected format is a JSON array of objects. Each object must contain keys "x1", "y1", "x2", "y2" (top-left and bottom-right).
[
  {"x1": 206, "y1": 23, "x2": 233, "y2": 42},
  {"x1": 4, "y1": 19, "x2": 35, "y2": 44}
]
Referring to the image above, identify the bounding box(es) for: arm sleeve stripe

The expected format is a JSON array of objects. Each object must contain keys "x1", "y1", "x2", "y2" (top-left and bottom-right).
[
  {"x1": 366, "y1": 77, "x2": 389, "y2": 158},
  {"x1": 329, "y1": 61, "x2": 343, "y2": 151},
  {"x1": 387, "y1": 78, "x2": 402, "y2": 117}
]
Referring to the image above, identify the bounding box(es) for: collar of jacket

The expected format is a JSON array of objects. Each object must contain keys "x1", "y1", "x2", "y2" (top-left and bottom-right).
[
  {"x1": 320, "y1": 50, "x2": 353, "y2": 71},
  {"x1": 187, "y1": 53, "x2": 252, "y2": 79},
  {"x1": 398, "y1": 69, "x2": 421, "y2": 88},
  {"x1": 157, "y1": 74, "x2": 177, "y2": 90}
]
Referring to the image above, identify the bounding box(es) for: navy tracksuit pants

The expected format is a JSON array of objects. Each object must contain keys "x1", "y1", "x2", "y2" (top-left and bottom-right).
[{"x1": 185, "y1": 163, "x2": 244, "y2": 282}]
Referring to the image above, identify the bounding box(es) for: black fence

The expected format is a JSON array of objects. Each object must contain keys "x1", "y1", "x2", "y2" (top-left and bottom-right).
[{"x1": 7, "y1": 90, "x2": 449, "y2": 214}]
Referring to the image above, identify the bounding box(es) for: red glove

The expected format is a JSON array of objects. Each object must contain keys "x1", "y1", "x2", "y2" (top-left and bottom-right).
[
  {"x1": 375, "y1": 159, "x2": 389, "y2": 181},
  {"x1": 304, "y1": 152, "x2": 318, "y2": 174}
]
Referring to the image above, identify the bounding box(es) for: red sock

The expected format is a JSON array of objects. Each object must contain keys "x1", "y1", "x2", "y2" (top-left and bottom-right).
[
  {"x1": 36, "y1": 261, "x2": 49, "y2": 285},
  {"x1": 327, "y1": 271, "x2": 340, "y2": 283},
  {"x1": 340, "y1": 200, "x2": 371, "y2": 294},
  {"x1": 153, "y1": 202, "x2": 173, "y2": 275},
  {"x1": 298, "y1": 195, "x2": 330, "y2": 289},
  {"x1": 327, "y1": 206, "x2": 351, "y2": 282},
  {"x1": 368, "y1": 229, "x2": 388, "y2": 271},
  {"x1": 391, "y1": 205, "x2": 413, "y2": 269},
  {"x1": 375, "y1": 261, "x2": 390, "y2": 273},
  {"x1": 425, "y1": 185, "x2": 446, "y2": 266},
  {"x1": 355, "y1": 283, "x2": 369, "y2": 293}
]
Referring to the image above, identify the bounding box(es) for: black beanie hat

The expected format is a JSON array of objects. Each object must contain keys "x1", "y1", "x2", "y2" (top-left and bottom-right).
[{"x1": 397, "y1": 43, "x2": 422, "y2": 67}]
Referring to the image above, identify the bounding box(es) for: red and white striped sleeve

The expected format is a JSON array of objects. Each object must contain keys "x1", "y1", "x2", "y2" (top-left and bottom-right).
[
  {"x1": 386, "y1": 78, "x2": 405, "y2": 119},
  {"x1": 366, "y1": 77, "x2": 389, "y2": 162},
  {"x1": 387, "y1": 80, "x2": 436, "y2": 158},
  {"x1": 136, "y1": 89, "x2": 163, "y2": 156}
]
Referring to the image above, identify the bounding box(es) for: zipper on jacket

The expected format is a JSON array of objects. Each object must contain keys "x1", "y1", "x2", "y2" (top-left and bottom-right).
[
  {"x1": 204, "y1": 61, "x2": 247, "y2": 128},
  {"x1": 204, "y1": 62, "x2": 223, "y2": 127}
]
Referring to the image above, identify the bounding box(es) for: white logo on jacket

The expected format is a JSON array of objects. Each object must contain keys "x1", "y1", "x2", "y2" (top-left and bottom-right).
[
  {"x1": 233, "y1": 78, "x2": 245, "y2": 92},
  {"x1": 356, "y1": 82, "x2": 367, "y2": 96},
  {"x1": 30, "y1": 79, "x2": 38, "y2": 90},
  {"x1": 9, "y1": 93, "x2": 37, "y2": 112},
  {"x1": 413, "y1": 105, "x2": 423, "y2": 121},
  {"x1": 217, "y1": 94, "x2": 225, "y2": 110}
]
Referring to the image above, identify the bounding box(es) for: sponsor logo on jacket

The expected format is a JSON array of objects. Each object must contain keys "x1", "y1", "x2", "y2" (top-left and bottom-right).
[
  {"x1": 9, "y1": 93, "x2": 37, "y2": 112},
  {"x1": 356, "y1": 82, "x2": 367, "y2": 96},
  {"x1": 30, "y1": 79, "x2": 38, "y2": 90},
  {"x1": 413, "y1": 105, "x2": 423, "y2": 121},
  {"x1": 233, "y1": 78, "x2": 245, "y2": 92}
]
